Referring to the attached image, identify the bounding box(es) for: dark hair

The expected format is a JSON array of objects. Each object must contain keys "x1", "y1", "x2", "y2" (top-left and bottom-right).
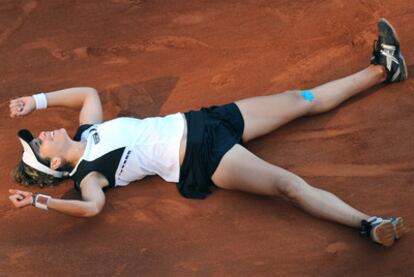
[{"x1": 13, "y1": 161, "x2": 71, "y2": 187}]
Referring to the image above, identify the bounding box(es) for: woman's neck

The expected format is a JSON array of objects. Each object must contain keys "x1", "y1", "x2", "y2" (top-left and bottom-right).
[{"x1": 65, "y1": 140, "x2": 87, "y2": 168}]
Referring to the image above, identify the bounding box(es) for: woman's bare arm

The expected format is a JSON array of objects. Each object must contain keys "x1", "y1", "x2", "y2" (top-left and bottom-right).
[
  {"x1": 9, "y1": 87, "x2": 103, "y2": 125},
  {"x1": 9, "y1": 172, "x2": 108, "y2": 218}
]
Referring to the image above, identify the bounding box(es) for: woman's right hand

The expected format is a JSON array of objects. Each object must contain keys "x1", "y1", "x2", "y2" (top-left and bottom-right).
[
  {"x1": 8, "y1": 189, "x2": 33, "y2": 209},
  {"x1": 9, "y1": 96, "x2": 36, "y2": 118}
]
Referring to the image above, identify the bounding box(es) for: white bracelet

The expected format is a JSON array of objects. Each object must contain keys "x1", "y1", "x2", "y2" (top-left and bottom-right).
[
  {"x1": 32, "y1": 193, "x2": 51, "y2": 210},
  {"x1": 32, "y1": 93, "x2": 48, "y2": 110}
]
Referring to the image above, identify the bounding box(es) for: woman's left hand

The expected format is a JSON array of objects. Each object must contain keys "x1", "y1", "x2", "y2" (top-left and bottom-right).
[
  {"x1": 8, "y1": 189, "x2": 33, "y2": 208},
  {"x1": 9, "y1": 96, "x2": 36, "y2": 118}
]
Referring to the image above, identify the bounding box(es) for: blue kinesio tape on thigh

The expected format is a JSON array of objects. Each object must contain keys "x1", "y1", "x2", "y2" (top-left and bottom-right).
[{"x1": 301, "y1": 90, "x2": 315, "y2": 102}]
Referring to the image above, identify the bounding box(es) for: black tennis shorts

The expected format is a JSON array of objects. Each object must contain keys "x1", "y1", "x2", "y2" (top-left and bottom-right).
[{"x1": 177, "y1": 102, "x2": 245, "y2": 199}]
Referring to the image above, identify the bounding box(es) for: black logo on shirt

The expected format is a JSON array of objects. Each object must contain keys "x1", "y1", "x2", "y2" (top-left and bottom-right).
[{"x1": 90, "y1": 128, "x2": 100, "y2": 144}]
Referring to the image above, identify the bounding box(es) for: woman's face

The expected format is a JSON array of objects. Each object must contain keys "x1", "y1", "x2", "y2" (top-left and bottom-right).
[{"x1": 34, "y1": 128, "x2": 70, "y2": 161}]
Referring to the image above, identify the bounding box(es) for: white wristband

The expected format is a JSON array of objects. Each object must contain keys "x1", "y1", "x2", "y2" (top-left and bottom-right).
[
  {"x1": 32, "y1": 193, "x2": 51, "y2": 210},
  {"x1": 32, "y1": 93, "x2": 48, "y2": 110}
]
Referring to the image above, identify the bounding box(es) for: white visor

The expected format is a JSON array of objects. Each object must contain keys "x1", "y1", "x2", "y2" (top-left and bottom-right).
[{"x1": 18, "y1": 129, "x2": 69, "y2": 178}]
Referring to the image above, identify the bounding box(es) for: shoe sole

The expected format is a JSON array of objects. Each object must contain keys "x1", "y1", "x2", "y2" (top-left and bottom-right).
[
  {"x1": 399, "y1": 52, "x2": 408, "y2": 81},
  {"x1": 373, "y1": 221, "x2": 395, "y2": 247},
  {"x1": 379, "y1": 18, "x2": 408, "y2": 81},
  {"x1": 393, "y1": 217, "x2": 405, "y2": 240}
]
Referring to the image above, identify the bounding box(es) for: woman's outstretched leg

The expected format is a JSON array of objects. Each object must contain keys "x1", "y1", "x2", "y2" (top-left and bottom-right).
[
  {"x1": 236, "y1": 65, "x2": 386, "y2": 143},
  {"x1": 236, "y1": 18, "x2": 407, "y2": 143},
  {"x1": 211, "y1": 144, "x2": 401, "y2": 246},
  {"x1": 212, "y1": 145, "x2": 369, "y2": 228}
]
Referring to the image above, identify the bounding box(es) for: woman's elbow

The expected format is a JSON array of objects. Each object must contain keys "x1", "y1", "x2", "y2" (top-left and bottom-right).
[
  {"x1": 85, "y1": 87, "x2": 98, "y2": 96},
  {"x1": 82, "y1": 203, "x2": 103, "y2": 218}
]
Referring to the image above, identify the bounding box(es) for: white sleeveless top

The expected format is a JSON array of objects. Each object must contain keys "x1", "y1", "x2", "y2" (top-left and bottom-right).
[{"x1": 69, "y1": 113, "x2": 185, "y2": 189}]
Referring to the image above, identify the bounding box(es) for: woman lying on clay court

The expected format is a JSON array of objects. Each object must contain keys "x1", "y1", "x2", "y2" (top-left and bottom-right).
[{"x1": 8, "y1": 18, "x2": 407, "y2": 246}]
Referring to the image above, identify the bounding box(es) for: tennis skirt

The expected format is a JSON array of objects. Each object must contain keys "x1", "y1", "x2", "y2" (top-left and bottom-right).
[{"x1": 177, "y1": 102, "x2": 245, "y2": 199}]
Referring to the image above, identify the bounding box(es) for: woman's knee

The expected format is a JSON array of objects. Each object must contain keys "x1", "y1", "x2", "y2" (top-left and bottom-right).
[
  {"x1": 274, "y1": 174, "x2": 310, "y2": 204},
  {"x1": 282, "y1": 90, "x2": 316, "y2": 114}
]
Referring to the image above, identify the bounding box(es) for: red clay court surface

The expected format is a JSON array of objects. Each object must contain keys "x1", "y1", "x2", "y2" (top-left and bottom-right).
[{"x1": 1, "y1": 1, "x2": 413, "y2": 276}]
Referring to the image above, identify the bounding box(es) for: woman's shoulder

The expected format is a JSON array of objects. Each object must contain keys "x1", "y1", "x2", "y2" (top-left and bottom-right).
[{"x1": 73, "y1": 124, "x2": 95, "y2": 141}]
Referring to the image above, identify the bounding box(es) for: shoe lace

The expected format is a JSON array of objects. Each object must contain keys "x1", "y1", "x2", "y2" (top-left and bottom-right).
[
  {"x1": 373, "y1": 39, "x2": 381, "y2": 52},
  {"x1": 371, "y1": 39, "x2": 381, "y2": 62}
]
